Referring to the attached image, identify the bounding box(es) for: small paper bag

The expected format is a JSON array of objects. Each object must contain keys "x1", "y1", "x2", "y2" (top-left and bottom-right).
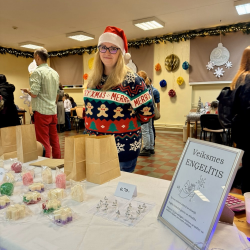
[
  {"x1": 86, "y1": 135, "x2": 121, "y2": 184},
  {"x1": 64, "y1": 135, "x2": 89, "y2": 181},
  {"x1": 0, "y1": 126, "x2": 17, "y2": 160},
  {"x1": 16, "y1": 124, "x2": 38, "y2": 163}
]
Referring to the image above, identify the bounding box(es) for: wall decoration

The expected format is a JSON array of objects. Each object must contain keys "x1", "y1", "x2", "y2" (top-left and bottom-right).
[
  {"x1": 1, "y1": 22, "x2": 250, "y2": 59},
  {"x1": 177, "y1": 77, "x2": 184, "y2": 86},
  {"x1": 155, "y1": 63, "x2": 161, "y2": 72},
  {"x1": 159, "y1": 80, "x2": 167, "y2": 87},
  {"x1": 206, "y1": 43, "x2": 233, "y2": 78},
  {"x1": 83, "y1": 74, "x2": 88, "y2": 80},
  {"x1": 126, "y1": 59, "x2": 137, "y2": 73},
  {"x1": 182, "y1": 61, "x2": 189, "y2": 70},
  {"x1": 88, "y1": 58, "x2": 94, "y2": 70},
  {"x1": 213, "y1": 68, "x2": 225, "y2": 78},
  {"x1": 165, "y1": 54, "x2": 180, "y2": 71},
  {"x1": 168, "y1": 89, "x2": 176, "y2": 97}
]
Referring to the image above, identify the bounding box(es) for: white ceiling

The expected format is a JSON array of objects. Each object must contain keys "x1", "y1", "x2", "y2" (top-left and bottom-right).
[{"x1": 0, "y1": 0, "x2": 249, "y2": 52}]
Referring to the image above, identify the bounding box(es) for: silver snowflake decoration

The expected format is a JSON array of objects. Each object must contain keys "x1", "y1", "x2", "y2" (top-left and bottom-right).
[
  {"x1": 116, "y1": 142, "x2": 125, "y2": 153},
  {"x1": 214, "y1": 67, "x2": 225, "y2": 78},
  {"x1": 206, "y1": 61, "x2": 214, "y2": 70},
  {"x1": 225, "y1": 61, "x2": 233, "y2": 69},
  {"x1": 129, "y1": 139, "x2": 141, "y2": 152}
]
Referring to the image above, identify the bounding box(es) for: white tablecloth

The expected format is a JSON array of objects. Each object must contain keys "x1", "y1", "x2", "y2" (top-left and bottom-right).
[{"x1": 0, "y1": 158, "x2": 249, "y2": 250}]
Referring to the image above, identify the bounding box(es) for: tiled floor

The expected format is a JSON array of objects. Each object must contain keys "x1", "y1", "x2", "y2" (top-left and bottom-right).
[{"x1": 58, "y1": 129, "x2": 184, "y2": 181}]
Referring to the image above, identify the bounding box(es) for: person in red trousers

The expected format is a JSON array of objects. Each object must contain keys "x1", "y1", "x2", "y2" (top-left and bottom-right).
[{"x1": 21, "y1": 48, "x2": 61, "y2": 158}]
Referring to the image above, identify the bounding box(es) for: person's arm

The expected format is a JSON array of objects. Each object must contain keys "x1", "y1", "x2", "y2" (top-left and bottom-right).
[
  {"x1": 157, "y1": 102, "x2": 160, "y2": 114},
  {"x1": 26, "y1": 71, "x2": 41, "y2": 98},
  {"x1": 21, "y1": 88, "x2": 37, "y2": 98}
]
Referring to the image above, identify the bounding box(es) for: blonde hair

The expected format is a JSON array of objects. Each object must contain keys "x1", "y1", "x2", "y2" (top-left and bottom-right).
[
  {"x1": 88, "y1": 51, "x2": 129, "y2": 91},
  {"x1": 230, "y1": 46, "x2": 250, "y2": 90},
  {"x1": 137, "y1": 70, "x2": 150, "y2": 85}
]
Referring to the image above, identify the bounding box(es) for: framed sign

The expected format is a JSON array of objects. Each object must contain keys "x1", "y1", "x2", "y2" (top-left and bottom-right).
[{"x1": 158, "y1": 138, "x2": 243, "y2": 250}]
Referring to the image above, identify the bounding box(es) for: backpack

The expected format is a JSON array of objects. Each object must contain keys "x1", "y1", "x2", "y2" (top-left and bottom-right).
[{"x1": 216, "y1": 87, "x2": 237, "y2": 128}]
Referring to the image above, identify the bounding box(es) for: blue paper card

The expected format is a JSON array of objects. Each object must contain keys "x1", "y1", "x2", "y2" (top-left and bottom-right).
[{"x1": 114, "y1": 182, "x2": 137, "y2": 200}]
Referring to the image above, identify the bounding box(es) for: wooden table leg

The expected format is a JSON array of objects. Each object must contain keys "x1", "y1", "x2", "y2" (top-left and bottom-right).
[
  {"x1": 187, "y1": 121, "x2": 190, "y2": 140},
  {"x1": 23, "y1": 113, "x2": 26, "y2": 124},
  {"x1": 194, "y1": 121, "x2": 197, "y2": 139}
]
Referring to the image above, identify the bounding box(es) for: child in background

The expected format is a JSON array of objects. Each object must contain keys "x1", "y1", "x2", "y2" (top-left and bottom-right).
[
  {"x1": 64, "y1": 93, "x2": 72, "y2": 131},
  {"x1": 210, "y1": 101, "x2": 218, "y2": 114}
]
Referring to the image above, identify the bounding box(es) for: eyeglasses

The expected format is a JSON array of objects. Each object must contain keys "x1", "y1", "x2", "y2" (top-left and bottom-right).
[{"x1": 98, "y1": 45, "x2": 120, "y2": 54}]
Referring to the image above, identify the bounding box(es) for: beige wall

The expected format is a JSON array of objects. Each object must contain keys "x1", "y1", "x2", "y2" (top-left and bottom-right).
[
  {"x1": 153, "y1": 41, "x2": 192, "y2": 129},
  {"x1": 0, "y1": 53, "x2": 33, "y2": 124}
]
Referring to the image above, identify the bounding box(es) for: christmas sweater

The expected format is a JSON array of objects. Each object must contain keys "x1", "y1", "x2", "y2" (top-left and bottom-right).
[{"x1": 83, "y1": 71, "x2": 154, "y2": 162}]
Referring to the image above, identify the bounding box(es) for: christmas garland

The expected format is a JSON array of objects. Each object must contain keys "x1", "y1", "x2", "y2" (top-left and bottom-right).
[{"x1": 1, "y1": 22, "x2": 250, "y2": 58}]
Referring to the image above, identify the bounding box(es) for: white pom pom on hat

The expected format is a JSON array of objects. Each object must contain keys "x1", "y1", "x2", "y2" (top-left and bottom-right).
[{"x1": 98, "y1": 26, "x2": 130, "y2": 59}]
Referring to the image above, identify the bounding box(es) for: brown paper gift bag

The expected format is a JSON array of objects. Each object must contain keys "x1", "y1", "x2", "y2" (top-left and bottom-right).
[
  {"x1": 86, "y1": 135, "x2": 121, "y2": 184},
  {"x1": 16, "y1": 124, "x2": 38, "y2": 163},
  {"x1": 64, "y1": 134, "x2": 89, "y2": 181},
  {"x1": 0, "y1": 126, "x2": 17, "y2": 160}
]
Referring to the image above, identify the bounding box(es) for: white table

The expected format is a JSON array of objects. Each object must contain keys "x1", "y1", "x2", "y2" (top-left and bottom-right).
[{"x1": 0, "y1": 158, "x2": 249, "y2": 250}]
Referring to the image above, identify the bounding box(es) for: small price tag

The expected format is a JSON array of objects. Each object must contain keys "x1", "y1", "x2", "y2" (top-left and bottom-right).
[
  {"x1": 114, "y1": 182, "x2": 137, "y2": 200},
  {"x1": 0, "y1": 168, "x2": 5, "y2": 182}
]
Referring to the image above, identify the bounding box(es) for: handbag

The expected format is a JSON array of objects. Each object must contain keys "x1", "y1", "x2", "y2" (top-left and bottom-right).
[{"x1": 149, "y1": 85, "x2": 161, "y2": 120}]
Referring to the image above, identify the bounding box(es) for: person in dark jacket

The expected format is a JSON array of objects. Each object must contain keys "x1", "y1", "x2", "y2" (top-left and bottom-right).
[
  {"x1": 230, "y1": 46, "x2": 250, "y2": 194},
  {"x1": 0, "y1": 74, "x2": 20, "y2": 128}
]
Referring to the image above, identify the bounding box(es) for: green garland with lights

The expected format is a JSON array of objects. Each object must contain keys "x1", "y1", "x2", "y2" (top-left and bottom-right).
[{"x1": 1, "y1": 21, "x2": 250, "y2": 58}]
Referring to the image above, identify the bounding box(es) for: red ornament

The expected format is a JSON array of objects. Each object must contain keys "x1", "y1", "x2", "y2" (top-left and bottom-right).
[{"x1": 168, "y1": 89, "x2": 176, "y2": 97}]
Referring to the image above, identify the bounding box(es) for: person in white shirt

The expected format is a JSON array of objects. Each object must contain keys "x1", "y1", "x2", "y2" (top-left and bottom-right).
[{"x1": 64, "y1": 93, "x2": 72, "y2": 131}]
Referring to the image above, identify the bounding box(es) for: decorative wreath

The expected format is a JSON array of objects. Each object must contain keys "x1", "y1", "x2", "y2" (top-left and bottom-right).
[
  {"x1": 168, "y1": 89, "x2": 176, "y2": 97},
  {"x1": 83, "y1": 73, "x2": 88, "y2": 80},
  {"x1": 155, "y1": 63, "x2": 161, "y2": 72},
  {"x1": 182, "y1": 61, "x2": 189, "y2": 70},
  {"x1": 159, "y1": 80, "x2": 167, "y2": 87},
  {"x1": 177, "y1": 77, "x2": 184, "y2": 86}
]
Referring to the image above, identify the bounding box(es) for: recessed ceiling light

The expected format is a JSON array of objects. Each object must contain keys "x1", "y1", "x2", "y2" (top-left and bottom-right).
[
  {"x1": 133, "y1": 17, "x2": 165, "y2": 30},
  {"x1": 66, "y1": 31, "x2": 95, "y2": 41},
  {"x1": 19, "y1": 42, "x2": 44, "y2": 50},
  {"x1": 234, "y1": 0, "x2": 250, "y2": 15}
]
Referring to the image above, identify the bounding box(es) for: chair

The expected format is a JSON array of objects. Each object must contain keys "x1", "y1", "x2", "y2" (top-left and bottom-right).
[
  {"x1": 200, "y1": 114, "x2": 229, "y2": 145},
  {"x1": 74, "y1": 107, "x2": 85, "y2": 133}
]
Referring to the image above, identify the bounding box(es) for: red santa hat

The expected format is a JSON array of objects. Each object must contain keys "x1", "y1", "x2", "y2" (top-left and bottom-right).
[{"x1": 98, "y1": 26, "x2": 131, "y2": 60}]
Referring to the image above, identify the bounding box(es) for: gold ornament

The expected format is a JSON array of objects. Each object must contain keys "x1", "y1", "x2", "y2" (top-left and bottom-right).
[
  {"x1": 177, "y1": 77, "x2": 184, "y2": 86},
  {"x1": 165, "y1": 54, "x2": 180, "y2": 71},
  {"x1": 88, "y1": 58, "x2": 94, "y2": 70}
]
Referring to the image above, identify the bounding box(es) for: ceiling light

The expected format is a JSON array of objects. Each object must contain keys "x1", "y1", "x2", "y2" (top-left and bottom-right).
[
  {"x1": 133, "y1": 17, "x2": 165, "y2": 30},
  {"x1": 19, "y1": 42, "x2": 44, "y2": 50},
  {"x1": 66, "y1": 31, "x2": 95, "y2": 41},
  {"x1": 234, "y1": 0, "x2": 250, "y2": 15}
]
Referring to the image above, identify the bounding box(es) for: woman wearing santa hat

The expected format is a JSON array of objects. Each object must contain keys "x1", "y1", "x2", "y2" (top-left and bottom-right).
[{"x1": 84, "y1": 26, "x2": 154, "y2": 172}]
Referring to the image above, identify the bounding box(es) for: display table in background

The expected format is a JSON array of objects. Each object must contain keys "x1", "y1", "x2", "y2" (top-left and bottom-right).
[
  {"x1": 17, "y1": 110, "x2": 27, "y2": 124},
  {"x1": 186, "y1": 112, "x2": 201, "y2": 139},
  {"x1": 0, "y1": 158, "x2": 249, "y2": 250}
]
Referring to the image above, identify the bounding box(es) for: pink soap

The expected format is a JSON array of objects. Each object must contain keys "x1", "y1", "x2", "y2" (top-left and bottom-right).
[
  {"x1": 55, "y1": 173, "x2": 66, "y2": 189},
  {"x1": 22, "y1": 172, "x2": 34, "y2": 186},
  {"x1": 11, "y1": 162, "x2": 22, "y2": 173}
]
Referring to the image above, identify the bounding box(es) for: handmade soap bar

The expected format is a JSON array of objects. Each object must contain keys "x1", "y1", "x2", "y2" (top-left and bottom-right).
[
  {"x1": 6, "y1": 204, "x2": 26, "y2": 220},
  {"x1": 0, "y1": 182, "x2": 14, "y2": 196},
  {"x1": 71, "y1": 184, "x2": 84, "y2": 202},
  {"x1": 23, "y1": 191, "x2": 41, "y2": 205},
  {"x1": 0, "y1": 195, "x2": 10, "y2": 209},
  {"x1": 22, "y1": 172, "x2": 33, "y2": 186},
  {"x1": 55, "y1": 173, "x2": 66, "y2": 189},
  {"x1": 47, "y1": 188, "x2": 64, "y2": 200},
  {"x1": 42, "y1": 199, "x2": 61, "y2": 214},
  {"x1": 3, "y1": 172, "x2": 15, "y2": 183},
  {"x1": 53, "y1": 207, "x2": 72, "y2": 225},
  {"x1": 42, "y1": 168, "x2": 52, "y2": 184},
  {"x1": 11, "y1": 162, "x2": 22, "y2": 173},
  {"x1": 29, "y1": 183, "x2": 44, "y2": 192}
]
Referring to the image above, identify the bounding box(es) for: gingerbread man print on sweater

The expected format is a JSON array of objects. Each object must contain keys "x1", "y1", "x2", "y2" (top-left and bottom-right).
[
  {"x1": 113, "y1": 107, "x2": 124, "y2": 118},
  {"x1": 97, "y1": 104, "x2": 109, "y2": 117},
  {"x1": 141, "y1": 107, "x2": 152, "y2": 116},
  {"x1": 86, "y1": 102, "x2": 94, "y2": 115},
  {"x1": 128, "y1": 106, "x2": 135, "y2": 116}
]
